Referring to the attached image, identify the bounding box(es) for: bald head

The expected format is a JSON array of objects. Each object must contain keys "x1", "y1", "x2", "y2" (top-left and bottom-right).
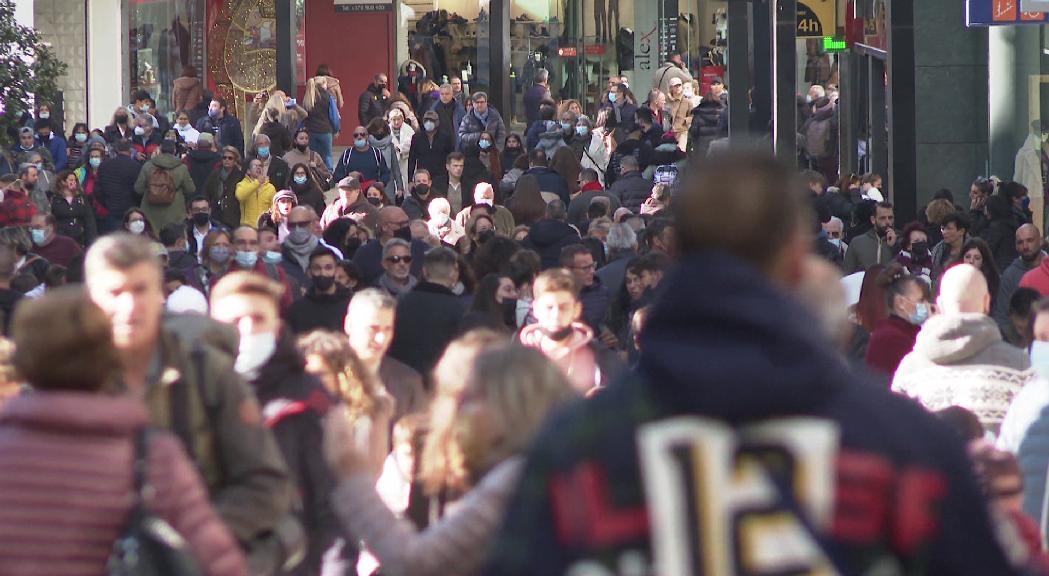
[
  {"x1": 937, "y1": 264, "x2": 990, "y2": 315},
  {"x1": 378, "y1": 206, "x2": 410, "y2": 240},
  {"x1": 1017, "y1": 223, "x2": 1043, "y2": 263}
]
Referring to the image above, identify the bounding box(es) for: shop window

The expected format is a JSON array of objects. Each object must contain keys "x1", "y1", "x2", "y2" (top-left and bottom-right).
[{"x1": 129, "y1": 0, "x2": 207, "y2": 119}]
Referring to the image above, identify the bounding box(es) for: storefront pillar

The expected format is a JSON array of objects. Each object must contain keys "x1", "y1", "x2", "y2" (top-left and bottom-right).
[
  {"x1": 489, "y1": 0, "x2": 511, "y2": 119},
  {"x1": 886, "y1": 0, "x2": 917, "y2": 221},
  {"x1": 773, "y1": 0, "x2": 797, "y2": 160},
  {"x1": 726, "y1": 0, "x2": 751, "y2": 142},
  {"x1": 275, "y1": 0, "x2": 295, "y2": 95}
]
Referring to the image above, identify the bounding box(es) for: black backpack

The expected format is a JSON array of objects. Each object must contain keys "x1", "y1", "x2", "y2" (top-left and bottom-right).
[{"x1": 106, "y1": 428, "x2": 204, "y2": 576}]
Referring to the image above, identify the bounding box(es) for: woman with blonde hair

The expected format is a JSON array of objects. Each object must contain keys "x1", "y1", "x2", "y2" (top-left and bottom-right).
[
  {"x1": 326, "y1": 341, "x2": 575, "y2": 576},
  {"x1": 304, "y1": 65, "x2": 345, "y2": 170},
  {"x1": 298, "y1": 330, "x2": 392, "y2": 474}
]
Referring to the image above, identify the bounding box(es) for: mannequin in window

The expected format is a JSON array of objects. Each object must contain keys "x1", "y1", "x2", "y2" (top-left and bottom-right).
[{"x1": 1014, "y1": 119, "x2": 1046, "y2": 233}]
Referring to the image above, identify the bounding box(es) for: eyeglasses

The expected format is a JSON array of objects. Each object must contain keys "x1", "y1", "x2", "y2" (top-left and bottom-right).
[
  {"x1": 222, "y1": 155, "x2": 236, "y2": 160},
  {"x1": 385, "y1": 255, "x2": 413, "y2": 264},
  {"x1": 288, "y1": 220, "x2": 312, "y2": 229},
  {"x1": 353, "y1": 132, "x2": 368, "y2": 137},
  {"x1": 572, "y1": 263, "x2": 597, "y2": 271}
]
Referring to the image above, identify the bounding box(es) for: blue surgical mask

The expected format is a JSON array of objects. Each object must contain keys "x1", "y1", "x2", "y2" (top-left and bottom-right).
[
  {"x1": 74, "y1": 133, "x2": 87, "y2": 143},
  {"x1": 908, "y1": 302, "x2": 930, "y2": 326},
  {"x1": 235, "y1": 250, "x2": 258, "y2": 267},
  {"x1": 209, "y1": 245, "x2": 231, "y2": 264},
  {"x1": 134, "y1": 126, "x2": 145, "y2": 136},
  {"x1": 30, "y1": 228, "x2": 46, "y2": 245},
  {"x1": 1031, "y1": 341, "x2": 1049, "y2": 378},
  {"x1": 479, "y1": 139, "x2": 492, "y2": 150},
  {"x1": 355, "y1": 138, "x2": 368, "y2": 148},
  {"x1": 89, "y1": 157, "x2": 101, "y2": 169},
  {"x1": 293, "y1": 174, "x2": 308, "y2": 185},
  {"x1": 263, "y1": 250, "x2": 283, "y2": 264},
  {"x1": 256, "y1": 146, "x2": 270, "y2": 158},
  {"x1": 140, "y1": 104, "x2": 151, "y2": 113},
  {"x1": 208, "y1": 108, "x2": 219, "y2": 119},
  {"x1": 608, "y1": 91, "x2": 618, "y2": 103},
  {"x1": 424, "y1": 121, "x2": 436, "y2": 132},
  {"x1": 575, "y1": 125, "x2": 589, "y2": 137},
  {"x1": 560, "y1": 122, "x2": 572, "y2": 131}
]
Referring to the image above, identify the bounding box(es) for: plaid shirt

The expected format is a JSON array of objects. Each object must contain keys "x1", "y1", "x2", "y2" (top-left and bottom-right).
[{"x1": 0, "y1": 189, "x2": 38, "y2": 227}]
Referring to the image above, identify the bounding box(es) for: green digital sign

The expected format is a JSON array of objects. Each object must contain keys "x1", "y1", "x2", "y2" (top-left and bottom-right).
[{"x1": 822, "y1": 36, "x2": 848, "y2": 52}]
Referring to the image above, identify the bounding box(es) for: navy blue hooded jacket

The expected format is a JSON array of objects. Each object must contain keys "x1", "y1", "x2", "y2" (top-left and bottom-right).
[{"x1": 482, "y1": 253, "x2": 1019, "y2": 576}]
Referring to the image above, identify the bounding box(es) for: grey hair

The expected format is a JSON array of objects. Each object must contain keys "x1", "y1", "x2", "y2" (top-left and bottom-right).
[
  {"x1": 606, "y1": 222, "x2": 638, "y2": 252},
  {"x1": 382, "y1": 238, "x2": 411, "y2": 259},
  {"x1": 347, "y1": 287, "x2": 397, "y2": 317}
]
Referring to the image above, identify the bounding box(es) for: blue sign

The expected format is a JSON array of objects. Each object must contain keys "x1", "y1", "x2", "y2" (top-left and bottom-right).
[{"x1": 967, "y1": 0, "x2": 1049, "y2": 26}]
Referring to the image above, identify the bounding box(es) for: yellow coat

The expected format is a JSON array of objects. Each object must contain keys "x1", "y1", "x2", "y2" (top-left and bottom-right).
[{"x1": 235, "y1": 176, "x2": 276, "y2": 229}]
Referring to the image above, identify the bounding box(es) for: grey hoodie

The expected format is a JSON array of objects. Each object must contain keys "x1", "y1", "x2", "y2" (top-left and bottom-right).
[
  {"x1": 892, "y1": 313, "x2": 1035, "y2": 434},
  {"x1": 535, "y1": 120, "x2": 567, "y2": 160}
]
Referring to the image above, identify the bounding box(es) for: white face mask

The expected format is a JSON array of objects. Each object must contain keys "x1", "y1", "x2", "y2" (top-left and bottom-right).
[
  {"x1": 235, "y1": 331, "x2": 277, "y2": 379},
  {"x1": 128, "y1": 220, "x2": 146, "y2": 234}
]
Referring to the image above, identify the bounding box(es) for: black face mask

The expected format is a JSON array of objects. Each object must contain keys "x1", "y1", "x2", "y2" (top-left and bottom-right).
[
  {"x1": 116, "y1": 115, "x2": 128, "y2": 124},
  {"x1": 295, "y1": 143, "x2": 308, "y2": 152},
  {"x1": 394, "y1": 225, "x2": 412, "y2": 242},
  {"x1": 501, "y1": 298, "x2": 518, "y2": 327},
  {"x1": 343, "y1": 237, "x2": 362, "y2": 256},
  {"x1": 312, "y1": 274, "x2": 335, "y2": 292},
  {"x1": 191, "y1": 212, "x2": 211, "y2": 227},
  {"x1": 367, "y1": 196, "x2": 382, "y2": 206},
  {"x1": 910, "y1": 241, "x2": 929, "y2": 257},
  {"x1": 476, "y1": 229, "x2": 495, "y2": 244}
]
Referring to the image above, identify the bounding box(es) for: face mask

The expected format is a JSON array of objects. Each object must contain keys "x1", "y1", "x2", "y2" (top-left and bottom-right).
[
  {"x1": 501, "y1": 298, "x2": 518, "y2": 326},
  {"x1": 312, "y1": 274, "x2": 336, "y2": 292},
  {"x1": 295, "y1": 142, "x2": 308, "y2": 151},
  {"x1": 911, "y1": 241, "x2": 928, "y2": 257},
  {"x1": 608, "y1": 92, "x2": 618, "y2": 103},
  {"x1": 140, "y1": 105, "x2": 151, "y2": 113},
  {"x1": 235, "y1": 331, "x2": 277, "y2": 378},
  {"x1": 293, "y1": 174, "x2": 308, "y2": 185},
  {"x1": 367, "y1": 196, "x2": 382, "y2": 206},
  {"x1": 88, "y1": 157, "x2": 101, "y2": 169},
  {"x1": 30, "y1": 228, "x2": 47, "y2": 245},
  {"x1": 208, "y1": 108, "x2": 219, "y2": 119},
  {"x1": 542, "y1": 325, "x2": 575, "y2": 341},
  {"x1": 262, "y1": 250, "x2": 283, "y2": 264},
  {"x1": 128, "y1": 220, "x2": 146, "y2": 235},
  {"x1": 134, "y1": 126, "x2": 145, "y2": 136},
  {"x1": 235, "y1": 250, "x2": 258, "y2": 268},
  {"x1": 355, "y1": 138, "x2": 368, "y2": 148},
  {"x1": 394, "y1": 225, "x2": 412, "y2": 242},
  {"x1": 34, "y1": 163, "x2": 44, "y2": 172},
  {"x1": 191, "y1": 212, "x2": 211, "y2": 227},
  {"x1": 256, "y1": 146, "x2": 270, "y2": 158},
  {"x1": 479, "y1": 139, "x2": 492, "y2": 150},
  {"x1": 424, "y1": 121, "x2": 436, "y2": 132},
  {"x1": 908, "y1": 302, "x2": 929, "y2": 326},
  {"x1": 575, "y1": 125, "x2": 589, "y2": 137},
  {"x1": 343, "y1": 237, "x2": 362, "y2": 256},
  {"x1": 805, "y1": 95, "x2": 813, "y2": 104},
  {"x1": 288, "y1": 226, "x2": 312, "y2": 244},
  {"x1": 75, "y1": 133, "x2": 87, "y2": 143},
  {"x1": 477, "y1": 229, "x2": 495, "y2": 244},
  {"x1": 39, "y1": 112, "x2": 50, "y2": 119},
  {"x1": 1031, "y1": 341, "x2": 1049, "y2": 376},
  {"x1": 1024, "y1": 196, "x2": 1032, "y2": 210},
  {"x1": 116, "y1": 115, "x2": 128, "y2": 124},
  {"x1": 828, "y1": 237, "x2": 841, "y2": 249},
  {"x1": 560, "y1": 122, "x2": 572, "y2": 131},
  {"x1": 209, "y1": 245, "x2": 231, "y2": 263}
]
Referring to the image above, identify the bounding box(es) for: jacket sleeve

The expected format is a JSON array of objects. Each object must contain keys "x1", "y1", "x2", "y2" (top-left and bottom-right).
[
  {"x1": 151, "y1": 433, "x2": 248, "y2": 576},
  {"x1": 378, "y1": 151, "x2": 391, "y2": 185},
  {"x1": 298, "y1": 415, "x2": 341, "y2": 567},
  {"x1": 206, "y1": 354, "x2": 294, "y2": 542},
  {"x1": 358, "y1": 91, "x2": 373, "y2": 126},
  {"x1": 180, "y1": 166, "x2": 197, "y2": 198},
  {"x1": 235, "y1": 177, "x2": 258, "y2": 202},
  {"x1": 332, "y1": 460, "x2": 523, "y2": 576},
  {"x1": 459, "y1": 116, "x2": 480, "y2": 150},
  {"x1": 407, "y1": 136, "x2": 419, "y2": 178},
  {"x1": 82, "y1": 200, "x2": 98, "y2": 245},
  {"x1": 52, "y1": 139, "x2": 68, "y2": 172},
  {"x1": 332, "y1": 150, "x2": 348, "y2": 183},
  {"x1": 134, "y1": 163, "x2": 151, "y2": 197},
  {"x1": 842, "y1": 240, "x2": 860, "y2": 275}
]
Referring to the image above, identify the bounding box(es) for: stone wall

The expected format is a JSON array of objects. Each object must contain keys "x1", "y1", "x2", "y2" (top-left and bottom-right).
[{"x1": 34, "y1": 0, "x2": 88, "y2": 131}]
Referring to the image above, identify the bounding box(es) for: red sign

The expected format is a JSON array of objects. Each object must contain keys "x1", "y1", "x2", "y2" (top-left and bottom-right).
[
  {"x1": 584, "y1": 45, "x2": 607, "y2": 56},
  {"x1": 558, "y1": 47, "x2": 578, "y2": 57}
]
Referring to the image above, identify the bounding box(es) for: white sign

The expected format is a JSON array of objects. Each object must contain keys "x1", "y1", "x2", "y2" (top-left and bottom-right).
[{"x1": 1022, "y1": 0, "x2": 1049, "y2": 12}]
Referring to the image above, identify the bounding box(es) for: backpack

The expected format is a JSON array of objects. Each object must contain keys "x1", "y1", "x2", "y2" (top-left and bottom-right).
[
  {"x1": 803, "y1": 118, "x2": 833, "y2": 160},
  {"x1": 148, "y1": 166, "x2": 178, "y2": 205},
  {"x1": 106, "y1": 428, "x2": 204, "y2": 576}
]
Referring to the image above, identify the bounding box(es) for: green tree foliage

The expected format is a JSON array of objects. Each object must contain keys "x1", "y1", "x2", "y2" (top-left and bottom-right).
[{"x1": 0, "y1": 0, "x2": 66, "y2": 148}]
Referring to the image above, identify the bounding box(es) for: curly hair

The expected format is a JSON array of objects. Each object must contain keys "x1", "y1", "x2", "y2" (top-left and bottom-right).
[{"x1": 296, "y1": 330, "x2": 381, "y2": 421}]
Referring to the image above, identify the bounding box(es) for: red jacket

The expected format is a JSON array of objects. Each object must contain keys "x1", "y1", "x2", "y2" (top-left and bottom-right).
[
  {"x1": 0, "y1": 393, "x2": 246, "y2": 576},
  {"x1": 1020, "y1": 259, "x2": 1049, "y2": 296},
  {"x1": 865, "y1": 315, "x2": 920, "y2": 378},
  {"x1": 0, "y1": 189, "x2": 38, "y2": 227}
]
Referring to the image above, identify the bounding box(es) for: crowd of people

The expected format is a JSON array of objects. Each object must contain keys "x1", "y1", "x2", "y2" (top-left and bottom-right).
[{"x1": 0, "y1": 53, "x2": 1047, "y2": 576}]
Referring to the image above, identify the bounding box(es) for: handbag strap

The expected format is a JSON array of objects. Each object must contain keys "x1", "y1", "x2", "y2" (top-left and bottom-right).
[{"x1": 130, "y1": 428, "x2": 151, "y2": 516}]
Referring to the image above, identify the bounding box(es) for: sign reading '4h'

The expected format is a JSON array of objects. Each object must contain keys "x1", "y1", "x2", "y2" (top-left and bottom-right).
[{"x1": 798, "y1": 0, "x2": 838, "y2": 37}]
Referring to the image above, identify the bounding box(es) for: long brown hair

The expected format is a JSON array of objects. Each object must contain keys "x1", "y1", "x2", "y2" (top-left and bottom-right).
[{"x1": 296, "y1": 330, "x2": 382, "y2": 421}]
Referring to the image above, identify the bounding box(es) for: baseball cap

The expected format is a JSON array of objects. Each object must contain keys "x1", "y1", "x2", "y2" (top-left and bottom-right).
[{"x1": 669, "y1": 78, "x2": 683, "y2": 87}]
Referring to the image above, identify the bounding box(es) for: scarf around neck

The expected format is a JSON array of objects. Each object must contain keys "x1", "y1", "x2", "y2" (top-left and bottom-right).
[{"x1": 284, "y1": 233, "x2": 319, "y2": 271}]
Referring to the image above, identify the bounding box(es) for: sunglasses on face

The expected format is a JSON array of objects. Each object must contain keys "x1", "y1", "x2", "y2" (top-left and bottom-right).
[
  {"x1": 353, "y1": 132, "x2": 367, "y2": 137},
  {"x1": 222, "y1": 156, "x2": 236, "y2": 160},
  {"x1": 385, "y1": 255, "x2": 412, "y2": 264}
]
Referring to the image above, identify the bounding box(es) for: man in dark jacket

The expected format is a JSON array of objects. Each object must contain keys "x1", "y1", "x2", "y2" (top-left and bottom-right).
[
  {"x1": 430, "y1": 84, "x2": 466, "y2": 147},
  {"x1": 523, "y1": 148, "x2": 570, "y2": 205},
  {"x1": 387, "y1": 247, "x2": 467, "y2": 378},
  {"x1": 196, "y1": 97, "x2": 245, "y2": 158},
  {"x1": 286, "y1": 247, "x2": 352, "y2": 334},
  {"x1": 85, "y1": 234, "x2": 295, "y2": 569},
  {"x1": 353, "y1": 206, "x2": 428, "y2": 285},
  {"x1": 332, "y1": 127, "x2": 391, "y2": 186},
  {"x1": 358, "y1": 73, "x2": 390, "y2": 127},
  {"x1": 608, "y1": 155, "x2": 652, "y2": 214},
  {"x1": 94, "y1": 139, "x2": 143, "y2": 233},
  {"x1": 408, "y1": 111, "x2": 455, "y2": 180},
  {"x1": 522, "y1": 199, "x2": 582, "y2": 269},
  {"x1": 560, "y1": 244, "x2": 610, "y2": 332},
  {"x1": 483, "y1": 154, "x2": 1021, "y2": 576},
  {"x1": 184, "y1": 133, "x2": 221, "y2": 192},
  {"x1": 210, "y1": 270, "x2": 339, "y2": 576}
]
